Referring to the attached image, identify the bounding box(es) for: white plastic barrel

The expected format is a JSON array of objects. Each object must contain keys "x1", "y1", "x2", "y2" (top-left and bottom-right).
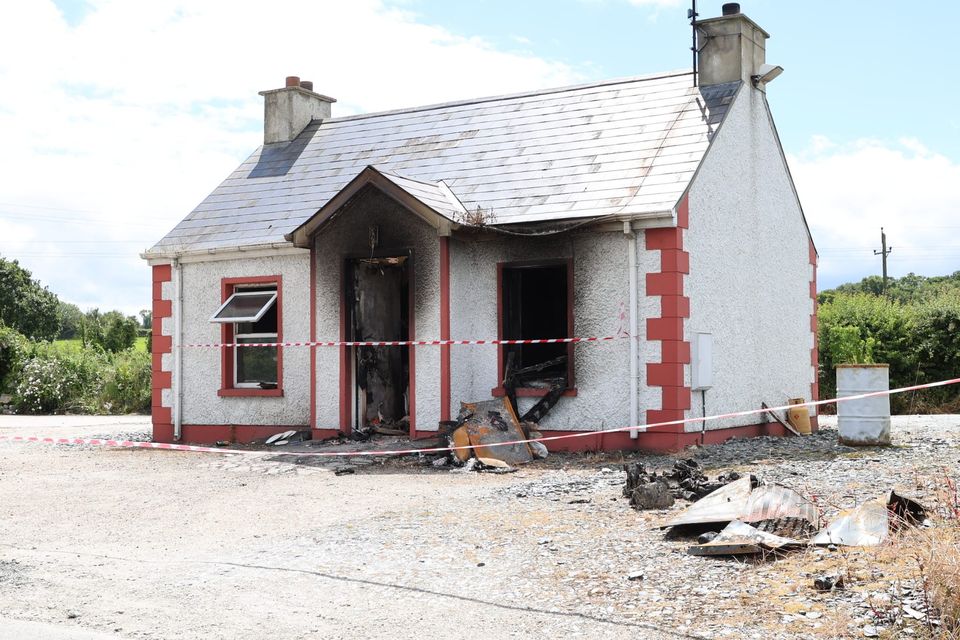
[{"x1": 836, "y1": 364, "x2": 891, "y2": 446}]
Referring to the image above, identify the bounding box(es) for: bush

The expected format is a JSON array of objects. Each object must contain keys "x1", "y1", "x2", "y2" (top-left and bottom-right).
[
  {"x1": 12, "y1": 346, "x2": 108, "y2": 414},
  {"x1": 0, "y1": 323, "x2": 30, "y2": 394},
  {"x1": 101, "y1": 349, "x2": 151, "y2": 413},
  {"x1": 10, "y1": 343, "x2": 151, "y2": 415}
]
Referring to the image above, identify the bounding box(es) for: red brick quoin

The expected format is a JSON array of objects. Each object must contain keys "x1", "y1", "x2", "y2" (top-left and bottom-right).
[
  {"x1": 643, "y1": 196, "x2": 691, "y2": 450},
  {"x1": 151, "y1": 264, "x2": 174, "y2": 442},
  {"x1": 809, "y1": 238, "x2": 820, "y2": 431}
]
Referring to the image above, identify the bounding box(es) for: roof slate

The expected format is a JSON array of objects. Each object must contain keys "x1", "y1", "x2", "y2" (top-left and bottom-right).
[{"x1": 148, "y1": 72, "x2": 739, "y2": 255}]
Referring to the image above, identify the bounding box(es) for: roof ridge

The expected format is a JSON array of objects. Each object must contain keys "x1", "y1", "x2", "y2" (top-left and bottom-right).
[{"x1": 324, "y1": 70, "x2": 694, "y2": 125}]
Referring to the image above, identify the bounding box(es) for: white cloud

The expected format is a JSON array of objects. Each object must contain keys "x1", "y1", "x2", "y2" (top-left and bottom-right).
[
  {"x1": 790, "y1": 137, "x2": 960, "y2": 289},
  {"x1": 0, "y1": 0, "x2": 582, "y2": 315}
]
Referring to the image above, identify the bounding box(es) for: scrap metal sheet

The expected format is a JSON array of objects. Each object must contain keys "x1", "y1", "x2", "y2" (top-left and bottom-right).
[
  {"x1": 812, "y1": 490, "x2": 926, "y2": 547},
  {"x1": 662, "y1": 477, "x2": 820, "y2": 530},
  {"x1": 688, "y1": 519, "x2": 804, "y2": 556}
]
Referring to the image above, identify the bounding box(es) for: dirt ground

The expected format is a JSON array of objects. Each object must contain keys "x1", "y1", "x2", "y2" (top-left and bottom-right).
[{"x1": 1, "y1": 415, "x2": 958, "y2": 640}]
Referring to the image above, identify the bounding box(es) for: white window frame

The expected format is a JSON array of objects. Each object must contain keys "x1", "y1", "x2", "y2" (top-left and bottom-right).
[
  {"x1": 233, "y1": 333, "x2": 278, "y2": 389},
  {"x1": 209, "y1": 291, "x2": 278, "y2": 324},
  {"x1": 213, "y1": 287, "x2": 279, "y2": 389}
]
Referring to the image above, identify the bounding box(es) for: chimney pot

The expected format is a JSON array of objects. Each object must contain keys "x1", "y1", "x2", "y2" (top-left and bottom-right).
[
  {"x1": 300, "y1": 80, "x2": 314, "y2": 92},
  {"x1": 285, "y1": 75, "x2": 300, "y2": 88},
  {"x1": 722, "y1": 3, "x2": 740, "y2": 15}
]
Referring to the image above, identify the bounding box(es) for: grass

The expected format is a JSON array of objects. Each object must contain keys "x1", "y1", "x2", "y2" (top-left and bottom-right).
[{"x1": 52, "y1": 339, "x2": 83, "y2": 353}]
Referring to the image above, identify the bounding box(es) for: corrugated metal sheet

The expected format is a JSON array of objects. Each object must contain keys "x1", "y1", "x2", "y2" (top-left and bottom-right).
[{"x1": 147, "y1": 72, "x2": 739, "y2": 255}]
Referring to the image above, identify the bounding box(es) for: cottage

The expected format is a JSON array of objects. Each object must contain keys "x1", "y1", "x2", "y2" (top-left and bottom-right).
[{"x1": 144, "y1": 4, "x2": 817, "y2": 451}]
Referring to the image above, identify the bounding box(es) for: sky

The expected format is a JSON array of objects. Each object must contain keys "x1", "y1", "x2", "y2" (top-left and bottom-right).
[{"x1": 0, "y1": 0, "x2": 958, "y2": 316}]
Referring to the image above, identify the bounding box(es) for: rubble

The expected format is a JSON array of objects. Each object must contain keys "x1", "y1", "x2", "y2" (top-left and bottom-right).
[
  {"x1": 622, "y1": 459, "x2": 740, "y2": 510},
  {"x1": 814, "y1": 573, "x2": 845, "y2": 592},
  {"x1": 661, "y1": 474, "x2": 929, "y2": 558},
  {"x1": 529, "y1": 441, "x2": 549, "y2": 459}
]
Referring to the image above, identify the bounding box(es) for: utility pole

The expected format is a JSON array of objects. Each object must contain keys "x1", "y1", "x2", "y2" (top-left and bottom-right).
[{"x1": 873, "y1": 227, "x2": 893, "y2": 294}]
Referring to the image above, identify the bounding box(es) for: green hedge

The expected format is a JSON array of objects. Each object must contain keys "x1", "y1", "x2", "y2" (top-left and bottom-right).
[{"x1": 818, "y1": 291, "x2": 960, "y2": 413}]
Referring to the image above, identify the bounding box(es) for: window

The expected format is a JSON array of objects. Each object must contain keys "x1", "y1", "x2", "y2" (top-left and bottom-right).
[
  {"x1": 214, "y1": 276, "x2": 283, "y2": 396},
  {"x1": 497, "y1": 261, "x2": 574, "y2": 396}
]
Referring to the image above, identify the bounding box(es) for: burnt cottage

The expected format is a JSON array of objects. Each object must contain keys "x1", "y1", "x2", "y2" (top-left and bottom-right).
[{"x1": 144, "y1": 4, "x2": 817, "y2": 451}]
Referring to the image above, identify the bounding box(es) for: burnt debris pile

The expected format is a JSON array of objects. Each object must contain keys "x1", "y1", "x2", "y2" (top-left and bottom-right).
[{"x1": 623, "y1": 459, "x2": 741, "y2": 509}]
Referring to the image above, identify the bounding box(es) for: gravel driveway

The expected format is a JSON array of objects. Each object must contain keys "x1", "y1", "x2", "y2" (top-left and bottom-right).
[{"x1": 1, "y1": 415, "x2": 958, "y2": 639}]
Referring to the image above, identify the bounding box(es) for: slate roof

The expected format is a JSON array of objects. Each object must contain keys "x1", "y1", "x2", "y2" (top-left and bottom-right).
[{"x1": 147, "y1": 71, "x2": 739, "y2": 256}]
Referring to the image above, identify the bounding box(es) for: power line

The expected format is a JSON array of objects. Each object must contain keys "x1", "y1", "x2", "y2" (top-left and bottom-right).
[
  {"x1": 1, "y1": 211, "x2": 169, "y2": 229},
  {"x1": 4, "y1": 239, "x2": 154, "y2": 244}
]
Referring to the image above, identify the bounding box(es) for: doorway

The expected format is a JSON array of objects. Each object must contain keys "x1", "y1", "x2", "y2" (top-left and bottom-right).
[{"x1": 347, "y1": 254, "x2": 411, "y2": 432}]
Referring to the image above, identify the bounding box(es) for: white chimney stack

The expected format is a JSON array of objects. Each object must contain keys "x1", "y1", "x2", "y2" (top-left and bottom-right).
[
  {"x1": 696, "y1": 3, "x2": 771, "y2": 88},
  {"x1": 258, "y1": 76, "x2": 336, "y2": 145}
]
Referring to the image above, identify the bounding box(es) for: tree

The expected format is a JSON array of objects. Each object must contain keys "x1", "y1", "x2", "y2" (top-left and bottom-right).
[
  {"x1": 81, "y1": 308, "x2": 104, "y2": 348},
  {"x1": 58, "y1": 302, "x2": 85, "y2": 340},
  {"x1": 0, "y1": 257, "x2": 60, "y2": 341},
  {"x1": 101, "y1": 314, "x2": 138, "y2": 353},
  {"x1": 138, "y1": 309, "x2": 152, "y2": 330}
]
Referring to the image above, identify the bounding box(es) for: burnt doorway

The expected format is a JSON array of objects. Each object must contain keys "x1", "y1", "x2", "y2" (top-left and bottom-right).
[{"x1": 347, "y1": 255, "x2": 411, "y2": 432}]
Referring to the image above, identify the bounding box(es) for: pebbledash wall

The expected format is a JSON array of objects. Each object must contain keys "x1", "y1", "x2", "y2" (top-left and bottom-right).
[
  {"x1": 153, "y1": 252, "x2": 313, "y2": 443},
  {"x1": 679, "y1": 85, "x2": 817, "y2": 441},
  {"x1": 448, "y1": 230, "x2": 640, "y2": 446}
]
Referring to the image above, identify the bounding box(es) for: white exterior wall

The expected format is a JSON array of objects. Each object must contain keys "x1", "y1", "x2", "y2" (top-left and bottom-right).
[
  {"x1": 638, "y1": 233, "x2": 663, "y2": 417},
  {"x1": 449, "y1": 231, "x2": 633, "y2": 431},
  {"x1": 178, "y1": 252, "x2": 312, "y2": 425},
  {"x1": 313, "y1": 190, "x2": 441, "y2": 431},
  {"x1": 684, "y1": 86, "x2": 815, "y2": 431}
]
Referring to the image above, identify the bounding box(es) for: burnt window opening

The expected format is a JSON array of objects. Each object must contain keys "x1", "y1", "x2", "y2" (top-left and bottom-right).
[{"x1": 501, "y1": 262, "x2": 571, "y2": 388}]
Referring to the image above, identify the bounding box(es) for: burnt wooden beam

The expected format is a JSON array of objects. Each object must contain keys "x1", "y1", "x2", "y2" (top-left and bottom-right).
[
  {"x1": 520, "y1": 382, "x2": 567, "y2": 423},
  {"x1": 761, "y1": 402, "x2": 801, "y2": 437}
]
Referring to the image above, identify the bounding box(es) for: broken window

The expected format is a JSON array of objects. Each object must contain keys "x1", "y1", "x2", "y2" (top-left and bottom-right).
[
  {"x1": 211, "y1": 282, "x2": 280, "y2": 391},
  {"x1": 500, "y1": 262, "x2": 572, "y2": 389}
]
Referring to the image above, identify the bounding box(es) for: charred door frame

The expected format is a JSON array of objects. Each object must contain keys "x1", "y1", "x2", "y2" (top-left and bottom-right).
[
  {"x1": 339, "y1": 248, "x2": 416, "y2": 437},
  {"x1": 494, "y1": 257, "x2": 576, "y2": 397}
]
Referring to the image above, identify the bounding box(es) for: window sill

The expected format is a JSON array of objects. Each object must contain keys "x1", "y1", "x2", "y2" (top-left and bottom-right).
[
  {"x1": 218, "y1": 388, "x2": 284, "y2": 398},
  {"x1": 491, "y1": 387, "x2": 578, "y2": 398}
]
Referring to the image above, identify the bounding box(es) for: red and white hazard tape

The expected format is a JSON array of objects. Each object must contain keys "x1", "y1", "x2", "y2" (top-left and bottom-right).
[
  {"x1": 2, "y1": 377, "x2": 958, "y2": 458},
  {"x1": 182, "y1": 335, "x2": 629, "y2": 348}
]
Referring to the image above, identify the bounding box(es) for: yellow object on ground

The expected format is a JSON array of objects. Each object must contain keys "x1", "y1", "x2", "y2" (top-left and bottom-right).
[{"x1": 787, "y1": 398, "x2": 811, "y2": 435}]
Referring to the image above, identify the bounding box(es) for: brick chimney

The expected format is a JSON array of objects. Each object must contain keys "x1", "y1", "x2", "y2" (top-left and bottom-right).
[
  {"x1": 258, "y1": 76, "x2": 336, "y2": 145},
  {"x1": 696, "y1": 3, "x2": 769, "y2": 86}
]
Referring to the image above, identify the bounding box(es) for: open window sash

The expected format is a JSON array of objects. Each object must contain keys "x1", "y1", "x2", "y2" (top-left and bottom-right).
[{"x1": 209, "y1": 291, "x2": 277, "y2": 324}]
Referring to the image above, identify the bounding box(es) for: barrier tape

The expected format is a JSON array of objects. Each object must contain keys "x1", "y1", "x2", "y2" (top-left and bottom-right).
[
  {"x1": 183, "y1": 335, "x2": 628, "y2": 348},
  {"x1": 2, "y1": 377, "x2": 958, "y2": 459}
]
